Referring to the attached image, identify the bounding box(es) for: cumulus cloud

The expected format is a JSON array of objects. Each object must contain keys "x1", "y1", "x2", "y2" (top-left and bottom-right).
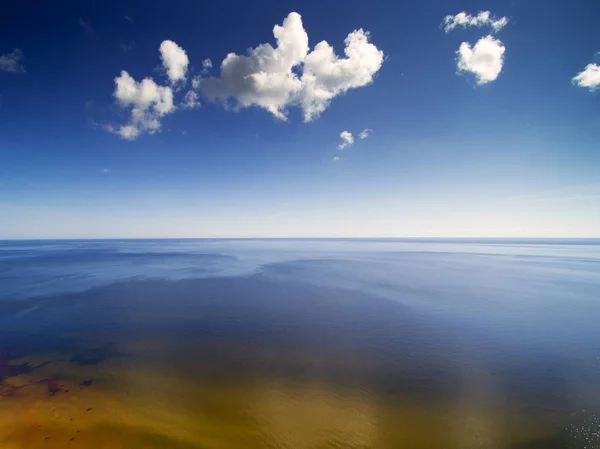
[
  {"x1": 106, "y1": 40, "x2": 195, "y2": 140},
  {"x1": 457, "y1": 35, "x2": 505, "y2": 85},
  {"x1": 443, "y1": 11, "x2": 508, "y2": 33},
  {"x1": 333, "y1": 156, "x2": 340, "y2": 161},
  {"x1": 573, "y1": 63, "x2": 600, "y2": 91},
  {"x1": 104, "y1": 13, "x2": 381, "y2": 139},
  {"x1": 202, "y1": 12, "x2": 383, "y2": 122},
  {"x1": 337, "y1": 130, "x2": 354, "y2": 150},
  {"x1": 109, "y1": 70, "x2": 174, "y2": 139},
  {"x1": 0, "y1": 49, "x2": 25, "y2": 73},
  {"x1": 182, "y1": 90, "x2": 200, "y2": 109},
  {"x1": 300, "y1": 29, "x2": 384, "y2": 121},
  {"x1": 358, "y1": 128, "x2": 372, "y2": 139},
  {"x1": 202, "y1": 12, "x2": 307, "y2": 120},
  {"x1": 160, "y1": 40, "x2": 189, "y2": 83}
]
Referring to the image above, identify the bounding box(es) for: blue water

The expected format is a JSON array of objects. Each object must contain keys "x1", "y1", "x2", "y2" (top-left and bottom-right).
[
  {"x1": 2, "y1": 238, "x2": 599, "y2": 301},
  {"x1": 1, "y1": 238, "x2": 598, "y2": 324},
  {"x1": 2, "y1": 239, "x2": 600, "y2": 448},
  {"x1": 3, "y1": 237, "x2": 600, "y2": 348}
]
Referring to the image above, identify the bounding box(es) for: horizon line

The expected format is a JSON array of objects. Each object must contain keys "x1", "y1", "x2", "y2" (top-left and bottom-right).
[{"x1": 1, "y1": 237, "x2": 600, "y2": 241}]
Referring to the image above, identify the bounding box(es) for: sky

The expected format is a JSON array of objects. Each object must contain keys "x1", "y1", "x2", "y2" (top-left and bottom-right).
[{"x1": 1, "y1": 0, "x2": 599, "y2": 238}]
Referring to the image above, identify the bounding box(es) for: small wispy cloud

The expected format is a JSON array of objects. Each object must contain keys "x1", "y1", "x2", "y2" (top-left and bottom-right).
[
  {"x1": 358, "y1": 128, "x2": 372, "y2": 139},
  {"x1": 120, "y1": 42, "x2": 135, "y2": 54},
  {"x1": 337, "y1": 131, "x2": 354, "y2": 150},
  {"x1": 442, "y1": 11, "x2": 508, "y2": 33},
  {"x1": 78, "y1": 17, "x2": 96, "y2": 37},
  {"x1": 335, "y1": 128, "x2": 370, "y2": 153},
  {"x1": 124, "y1": 15, "x2": 134, "y2": 25},
  {"x1": 102, "y1": 168, "x2": 111, "y2": 173},
  {"x1": 202, "y1": 58, "x2": 212, "y2": 72},
  {"x1": 0, "y1": 49, "x2": 26, "y2": 73},
  {"x1": 182, "y1": 90, "x2": 200, "y2": 109},
  {"x1": 332, "y1": 156, "x2": 340, "y2": 162}
]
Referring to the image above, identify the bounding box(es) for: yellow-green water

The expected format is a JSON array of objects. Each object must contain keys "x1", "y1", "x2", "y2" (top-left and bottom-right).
[{"x1": 1, "y1": 337, "x2": 561, "y2": 449}]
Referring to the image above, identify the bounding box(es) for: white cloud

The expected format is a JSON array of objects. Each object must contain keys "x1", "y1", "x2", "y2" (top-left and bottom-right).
[
  {"x1": 199, "y1": 59, "x2": 213, "y2": 76},
  {"x1": 102, "y1": 168, "x2": 111, "y2": 173},
  {"x1": 110, "y1": 70, "x2": 174, "y2": 139},
  {"x1": 0, "y1": 49, "x2": 25, "y2": 73},
  {"x1": 443, "y1": 11, "x2": 508, "y2": 33},
  {"x1": 115, "y1": 124, "x2": 140, "y2": 140},
  {"x1": 160, "y1": 40, "x2": 189, "y2": 84},
  {"x1": 337, "y1": 130, "x2": 354, "y2": 150},
  {"x1": 457, "y1": 35, "x2": 505, "y2": 85},
  {"x1": 202, "y1": 12, "x2": 383, "y2": 122},
  {"x1": 300, "y1": 29, "x2": 384, "y2": 121},
  {"x1": 182, "y1": 90, "x2": 200, "y2": 109},
  {"x1": 573, "y1": 63, "x2": 600, "y2": 91},
  {"x1": 333, "y1": 156, "x2": 340, "y2": 161},
  {"x1": 358, "y1": 128, "x2": 372, "y2": 139},
  {"x1": 202, "y1": 12, "x2": 307, "y2": 120},
  {"x1": 492, "y1": 17, "x2": 509, "y2": 32},
  {"x1": 106, "y1": 40, "x2": 193, "y2": 140}
]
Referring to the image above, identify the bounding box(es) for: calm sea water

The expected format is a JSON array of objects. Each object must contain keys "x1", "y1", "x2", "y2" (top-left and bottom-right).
[{"x1": 1, "y1": 239, "x2": 600, "y2": 448}]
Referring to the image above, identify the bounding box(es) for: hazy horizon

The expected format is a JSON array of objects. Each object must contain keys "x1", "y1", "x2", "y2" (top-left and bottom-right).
[{"x1": 2, "y1": 236, "x2": 600, "y2": 241}]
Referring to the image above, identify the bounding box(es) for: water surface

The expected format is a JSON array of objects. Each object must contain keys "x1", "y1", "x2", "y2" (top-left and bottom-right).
[{"x1": 1, "y1": 239, "x2": 600, "y2": 448}]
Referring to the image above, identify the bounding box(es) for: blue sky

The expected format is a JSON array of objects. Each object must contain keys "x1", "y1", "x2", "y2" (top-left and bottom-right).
[{"x1": 1, "y1": 0, "x2": 599, "y2": 238}]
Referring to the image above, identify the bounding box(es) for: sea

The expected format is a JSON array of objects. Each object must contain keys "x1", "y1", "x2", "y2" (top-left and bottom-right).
[{"x1": 1, "y1": 238, "x2": 600, "y2": 448}]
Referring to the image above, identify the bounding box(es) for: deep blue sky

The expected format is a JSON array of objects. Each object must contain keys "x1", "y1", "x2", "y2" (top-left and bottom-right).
[{"x1": 1, "y1": 0, "x2": 599, "y2": 238}]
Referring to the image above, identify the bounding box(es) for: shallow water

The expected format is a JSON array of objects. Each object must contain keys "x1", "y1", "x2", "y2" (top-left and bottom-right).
[{"x1": 1, "y1": 239, "x2": 600, "y2": 448}]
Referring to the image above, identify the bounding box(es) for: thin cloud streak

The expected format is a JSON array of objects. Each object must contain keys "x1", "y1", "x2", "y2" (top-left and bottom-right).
[{"x1": 78, "y1": 17, "x2": 97, "y2": 37}]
